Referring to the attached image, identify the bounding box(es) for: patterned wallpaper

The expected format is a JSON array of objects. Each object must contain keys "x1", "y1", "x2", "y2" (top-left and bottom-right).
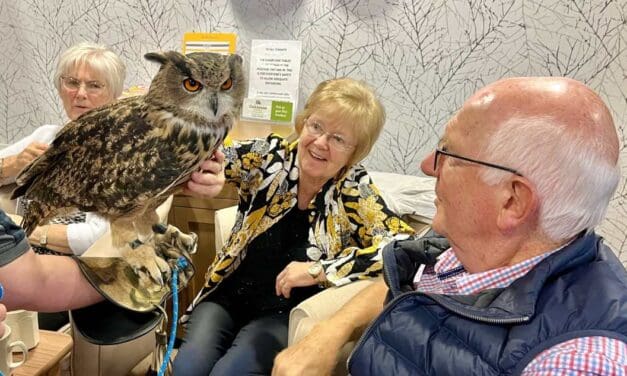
[{"x1": 0, "y1": 0, "x2": 625, "y2": 259}]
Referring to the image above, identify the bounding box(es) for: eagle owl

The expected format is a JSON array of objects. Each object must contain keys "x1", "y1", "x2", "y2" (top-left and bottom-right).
[{"x1": 12, "y1": 51, "x2": 245, "y2": 287}]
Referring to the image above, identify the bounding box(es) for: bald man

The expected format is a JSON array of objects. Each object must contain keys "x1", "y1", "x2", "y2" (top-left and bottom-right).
[{"x1": 272, "y1": 77, "x2": 627, "y2": 375}]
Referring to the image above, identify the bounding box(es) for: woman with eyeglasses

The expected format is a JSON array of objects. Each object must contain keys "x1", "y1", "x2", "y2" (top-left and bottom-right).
[
  {"x1": 0, "y1": 42, "x2": 124, "y2": 256},
  {"x1": 173, "y1": 78, "x2": 416, "y2": 375},
  {"x1": 0, "y1": 42, "x2": 125, "y2": 329}
]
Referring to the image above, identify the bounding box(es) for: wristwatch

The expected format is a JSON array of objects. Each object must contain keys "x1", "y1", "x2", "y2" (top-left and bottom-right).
[
  {"x1": 39, "y1": 226, "x2": 49, "y2": 247},
  {"x1": 307, "y1": 261, "x2": 323, "y2": 280}
]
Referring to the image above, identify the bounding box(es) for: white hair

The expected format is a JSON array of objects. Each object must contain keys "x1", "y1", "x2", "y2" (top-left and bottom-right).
[
  {"x1": 480, "y1": 116, "x2": 620, "y2": 242},
  {"x1": 54, "y1": 42, "x2": 126, "y2": 99}
]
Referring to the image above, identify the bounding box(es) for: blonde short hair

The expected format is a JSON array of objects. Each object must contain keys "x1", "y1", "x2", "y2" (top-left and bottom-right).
[
  {"x1": 54, "y1": 42, "x2": 126, "y2": 99},
  {"x1": 295, "y1": 78, "x2": 385, "y2": 167}
]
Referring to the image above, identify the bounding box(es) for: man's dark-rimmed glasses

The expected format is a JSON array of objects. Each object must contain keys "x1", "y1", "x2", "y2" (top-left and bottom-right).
[{"x1": 434, "y1": 147, "x2": 523, "y2": 176}]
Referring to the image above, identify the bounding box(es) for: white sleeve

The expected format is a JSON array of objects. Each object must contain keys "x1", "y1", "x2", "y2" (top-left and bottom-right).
[
  {"x1": 66, "y1": 212, "x2": 110, "y2": 255},
  {"x1": 0, "y1": 125, "x2": 63, "y2": 186},
  {"x1": 0, "y1": 124, "x2": 62, "y2": 158}
]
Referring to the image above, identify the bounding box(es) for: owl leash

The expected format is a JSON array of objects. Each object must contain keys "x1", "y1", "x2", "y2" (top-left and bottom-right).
[{"x1": 157, "y1": 256, "x2": 188, "y2": 376}]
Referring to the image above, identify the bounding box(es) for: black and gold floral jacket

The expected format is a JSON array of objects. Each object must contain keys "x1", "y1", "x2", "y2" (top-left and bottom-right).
[{"x1": 188, "y1": 134, "x2": 414, "y2": 310}]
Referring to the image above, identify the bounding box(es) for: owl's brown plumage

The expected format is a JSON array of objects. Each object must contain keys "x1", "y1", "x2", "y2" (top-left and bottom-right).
[{"x1": 12, "y1": 50, "x2": 245, "y2": 285}]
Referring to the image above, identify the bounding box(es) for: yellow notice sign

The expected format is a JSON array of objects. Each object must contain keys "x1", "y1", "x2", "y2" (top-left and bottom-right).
[{"x1": 182, "y1": 32, "x2": 237, "y2": 54}]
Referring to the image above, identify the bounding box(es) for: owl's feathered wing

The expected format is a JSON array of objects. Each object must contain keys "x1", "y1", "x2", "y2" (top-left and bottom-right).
[
  {"x1": 13, "y1": 95, "x2": 228, "y2": 235},
  {"x1": 11, "y1": 50, "x2": 243, "y2": 302}
]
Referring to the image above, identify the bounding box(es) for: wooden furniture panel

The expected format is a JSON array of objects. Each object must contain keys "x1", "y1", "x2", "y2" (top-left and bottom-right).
[
  {"x1": 167, "y1": 185, "x2": 238, "y2": 334},
  {"x1": 14, "y1": 330, "x2": 72, "y2": 376}
]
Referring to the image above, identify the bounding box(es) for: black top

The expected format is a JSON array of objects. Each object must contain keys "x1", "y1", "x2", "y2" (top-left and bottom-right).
[{"x1": 207, "y1": 206, "x2": 323, "y2": 321}]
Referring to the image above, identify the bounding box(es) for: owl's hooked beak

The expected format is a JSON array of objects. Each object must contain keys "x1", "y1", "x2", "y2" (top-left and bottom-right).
[{"x1": 209, "y1": 93, "x2": 218, "y2": 116}]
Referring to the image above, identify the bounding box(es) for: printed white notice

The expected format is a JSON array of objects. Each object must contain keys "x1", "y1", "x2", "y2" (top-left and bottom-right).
[{"x1": 244, "y1": 40, "x2": 301, "y2": 122}]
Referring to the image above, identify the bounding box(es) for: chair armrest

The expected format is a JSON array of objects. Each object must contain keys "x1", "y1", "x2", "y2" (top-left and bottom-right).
[
  {"x1": 214, "y1": 205, "x2": 237, "y2": 250},
  {"x1": 288, "y1": 279, "x2": 374, "y2": 345},
  {"x1": 401, "y1": 214, "x2": 432, "y2": 236}
]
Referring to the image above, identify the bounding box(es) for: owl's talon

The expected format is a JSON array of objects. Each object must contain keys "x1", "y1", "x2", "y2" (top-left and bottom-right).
[
  {"x1": 155, "y1": 256, "x2": 171, "y2": 283},
  {"x1": 185, "y1": 232, "x2": 198, "y2": 255},
  {"x1": 124, "y1": 224, "x2": 198, "y2": 290},
  {"x1": 139, "y1": 261, "x2": 165, "y2": 287},
  {"x1": 152, "y1": 224, "x2": 198, "y2": 256},
  {"x1": 123, "y1": 243, "x2": 170, "y2": 289}
]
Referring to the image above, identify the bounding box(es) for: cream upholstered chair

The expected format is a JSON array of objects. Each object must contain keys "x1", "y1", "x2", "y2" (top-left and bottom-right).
[
  {"x1": 214, "y1": 205, "x2": 237, "y2": 253},
  {"x1": 288, "y1": 279, "x2": 375, "y2": 376}
]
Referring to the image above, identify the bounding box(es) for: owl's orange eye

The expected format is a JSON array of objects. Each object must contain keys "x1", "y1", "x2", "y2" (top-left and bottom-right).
[
  {"x1": 221, "y1": 78, "x2": 233, "y2": 90},
  {"x1": 183, "y1": 78, "x2": 202, "y2": 92}
]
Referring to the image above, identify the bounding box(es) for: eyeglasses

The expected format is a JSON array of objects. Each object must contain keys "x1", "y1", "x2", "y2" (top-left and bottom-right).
[
  {"x1": 434, "y1": 147, "x2": 523, "y2": 176},
  {"x1": 304, "y1": 118, "x2": 356, "y2": 152},
  {"x1": 61, "y1": 76, "x2": 106, "y2": 94}
]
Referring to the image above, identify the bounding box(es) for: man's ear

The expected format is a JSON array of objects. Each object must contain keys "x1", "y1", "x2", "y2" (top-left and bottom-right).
[{"x1": 496, "y1": 177, "x2": 538, "y2": 232}]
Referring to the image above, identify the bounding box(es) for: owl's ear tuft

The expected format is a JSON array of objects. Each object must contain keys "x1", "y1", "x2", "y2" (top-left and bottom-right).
[
  {"x1": 144, "y1": 52, "x2": 168, "y2": 65},
  {"x1": 228, "y1": 54, "x2": 244, "y2": 77},
  {"x1": 228, "y1": 53, "x2": 243, "y2": 65},
  {"x1": 146, "y1": 51, "x2": 192, "y2": 77},
  {"x1": 145, "y1": 51, "x2": 187, "y2": 66}
]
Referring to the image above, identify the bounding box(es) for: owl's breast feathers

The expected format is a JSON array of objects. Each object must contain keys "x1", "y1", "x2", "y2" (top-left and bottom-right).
[{"x1": 13, "y1": 96, "x2": 228, "y2": 220}]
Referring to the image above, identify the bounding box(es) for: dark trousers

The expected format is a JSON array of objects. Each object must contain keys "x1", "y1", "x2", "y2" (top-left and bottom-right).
[{"x1": 172, "y1": 301, "x2": 289, "y2": 376}]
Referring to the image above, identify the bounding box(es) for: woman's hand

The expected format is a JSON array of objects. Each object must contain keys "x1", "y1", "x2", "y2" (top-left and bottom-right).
[
  {"x1": 17, "y1": 142, "x2": 48, "y2": 168},
  {"x1": 2, "y1": 142, "x2": 48, "y2": 178},
  {"x1": 183, "y1": 150, "x2": 226, "y2": 199},
  {"x1": 275, "y1": 261, "x2": 325, "y2": 298}
]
